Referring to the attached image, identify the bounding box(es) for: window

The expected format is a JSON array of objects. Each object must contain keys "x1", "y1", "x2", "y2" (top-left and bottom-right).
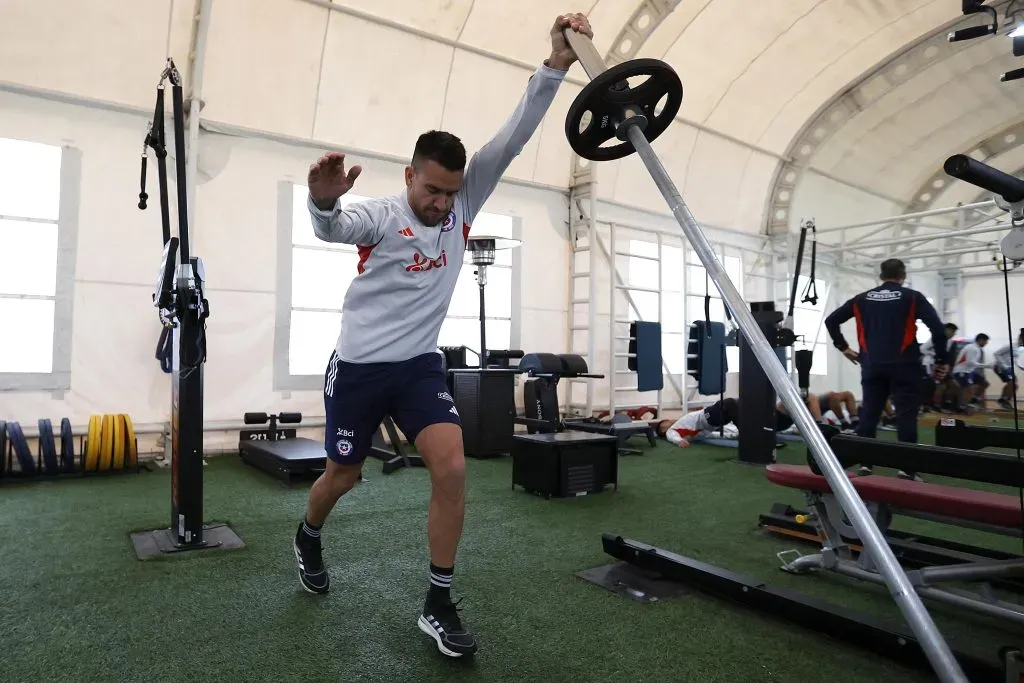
[
  {"x1": 438, "y1": 211, "x2": 514, "y2": 357},
  {"x1": 685, "y1": 248, "x2": 743, "y2": 371},
  {"x1": 0, "y1": 138, "x2": 64, "y2": 376},
  {"x1": 792, "y1": 275, "x2": 831, "y2": 375},
  {"x1": 282, "y1": 184, "x2": 515, "y2": 381},
  {"x1": 286, "y1": 184, "x2": 364, "y2": 376}
]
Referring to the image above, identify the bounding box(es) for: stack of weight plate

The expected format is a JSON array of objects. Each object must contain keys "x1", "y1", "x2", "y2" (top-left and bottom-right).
[
  {"x1": 82, "y1": 414, "x2": 139, "y2": 473},
  {"x1": 0, "y1": 415, "x2": 138, "y2": 480}
]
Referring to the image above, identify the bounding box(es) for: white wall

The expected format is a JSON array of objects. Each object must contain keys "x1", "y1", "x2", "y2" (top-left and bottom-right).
[
  {"x1": 0, "y1": 90, "x2": 570, "y2": 451},
  {"x1": 962, "y1": 274, "x2": 1024, "y2": 344},
  {"x1": 789, "y1": 172, "x2": 900, "y2": 242}
]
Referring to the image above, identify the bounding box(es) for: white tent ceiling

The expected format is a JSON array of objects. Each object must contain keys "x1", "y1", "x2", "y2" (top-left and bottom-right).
[{"x1": 1, "y1": 0, "x2": 1019, "y2": 234}]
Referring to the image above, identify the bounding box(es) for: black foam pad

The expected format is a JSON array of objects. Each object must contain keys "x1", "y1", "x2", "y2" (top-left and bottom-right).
[
  {"x1": 38, "y1": 419, "x2": 58, "y2": 476},
  {"x1": 244, "y1": 412, "x2": 268, "y2": 425},
  {"x1": 519, "y1": 353, "x2": 563, "y2": 375},
  {"x1": 60, "y1": 418, "x2": 75, "y2": 473},
  {"x1": 7, "y1": 422, "x2": 36, "y2": 476},
  {"x1": 278, "y1": 412, "x2": 302, "y2": 424}
]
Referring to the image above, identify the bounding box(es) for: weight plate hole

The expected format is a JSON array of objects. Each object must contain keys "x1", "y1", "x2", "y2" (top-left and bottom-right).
[
  {"x1": 578, "y1": 110, "x2": 593, "y2": 135},
  {"x1": 626, "y1": 75, "x2": 651, "y2": 90},
  {"x1": 654, "y1": 93, "x2": 668, "y2": 117}
]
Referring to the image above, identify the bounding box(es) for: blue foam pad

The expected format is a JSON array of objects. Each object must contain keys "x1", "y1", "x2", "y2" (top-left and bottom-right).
[
  {"x1": 692, "y1": 321, "x2": 726, "y2": 395},
  {"x1": 776, "y1": 432, "x2": 805, "y2": 443},
  {"x1": 631, "y1": 321, "x2": 664, "y2": 392}
]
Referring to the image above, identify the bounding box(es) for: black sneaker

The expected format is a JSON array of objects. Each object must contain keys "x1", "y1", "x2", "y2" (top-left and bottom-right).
[
  {"x1": 418, "y1": 598, "x2": 478, "y2": 657},
  {"x1": 293, "y1": 523, "x2": 329, "y2": 594}
]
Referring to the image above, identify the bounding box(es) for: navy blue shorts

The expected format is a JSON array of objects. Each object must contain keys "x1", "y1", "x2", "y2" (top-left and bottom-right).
[
  {"x1": 954, "y1": 370, "x2": 987, "y2": 387},
  {"x1": 322, "y1": 351, "x2": 460, "y2": 465},
  {"x1": 995, "y1": 365, "x2": 1016, "y2": 383}
]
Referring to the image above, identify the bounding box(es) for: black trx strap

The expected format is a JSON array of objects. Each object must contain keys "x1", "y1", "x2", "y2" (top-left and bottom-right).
[
  {"x1": 800, "y1": 220, "x2": 818, "y2": 305},
  {"x1": 1000, "y1": 253, "x2": 1024, "y2": 551}
]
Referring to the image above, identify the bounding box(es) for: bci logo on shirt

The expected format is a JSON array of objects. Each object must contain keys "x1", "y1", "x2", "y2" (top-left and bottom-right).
[{"x1": 405, "y1": 250, "x2": 448, "y2": 272}]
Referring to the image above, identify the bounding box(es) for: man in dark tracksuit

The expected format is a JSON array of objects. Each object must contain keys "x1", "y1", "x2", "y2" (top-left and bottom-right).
[{"x1": 824, "y1": 259, "x2": 949, "y2": 446}]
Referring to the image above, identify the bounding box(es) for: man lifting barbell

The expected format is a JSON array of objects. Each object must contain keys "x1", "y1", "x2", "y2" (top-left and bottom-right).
[{"x1": 292, "y1": 12, "x2": 593, "y2": 659}]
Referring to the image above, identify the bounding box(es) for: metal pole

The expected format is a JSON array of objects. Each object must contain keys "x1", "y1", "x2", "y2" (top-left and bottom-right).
[
  {"x1": 821, "y1": 221, "x2": 1008, "y2": 254},
  {"x1": 561, "y1": 28, "x2": 966, "y2": 683},
  {"x1": 815, "y1": 200, "x2": 995, "y2": 234}
]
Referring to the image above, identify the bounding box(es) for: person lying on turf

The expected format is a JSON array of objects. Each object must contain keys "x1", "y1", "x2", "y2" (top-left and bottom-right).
[
  {"x1": 655, "y1": 398, "x2": 739, "y2": 448},
  {"x1": 774, "y1": 391, "x2": 825, "y2": 433},
  {"x1": 816, "y1": 390, "x2": 859, "y2": 431},
  {"x1": 294, "y1": 12, "x2": 594, "y2": 660}
]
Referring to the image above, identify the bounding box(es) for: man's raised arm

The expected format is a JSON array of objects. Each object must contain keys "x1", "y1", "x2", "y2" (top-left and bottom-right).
[{"x1": 461, "y1": 13, "x2": 593, "y2": 221}]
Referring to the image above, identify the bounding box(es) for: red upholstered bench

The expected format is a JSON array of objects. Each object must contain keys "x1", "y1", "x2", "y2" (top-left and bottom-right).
[
  {"x1": 764, "y1": 463, "x2": 1023, "y2": 531},
  {"x1": 764, "y1": 463, "x2": 856, "y2": 493},
  {"x1": 853, "y1": 475, "x2": 1023, "y2": 530}
]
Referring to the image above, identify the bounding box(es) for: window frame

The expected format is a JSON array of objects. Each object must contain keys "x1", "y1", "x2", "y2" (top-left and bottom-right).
[
  {"x1": 273, "y1": 181, "x2": 521, "y2": 391},
  {"x1": 0, "y1": 142, "x2": 78, "y2": 394}
]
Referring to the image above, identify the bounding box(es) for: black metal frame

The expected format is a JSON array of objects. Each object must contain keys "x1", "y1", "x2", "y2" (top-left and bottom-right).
[
  {"x1": 137, "y1": 59, "x2": 236, "y2": 553},
  {"x1": 369, "y1": 415, "x2": 425, "y2": 474},
  {"x1": 600, "y1": 533, "x2": 1011, "y2": 682},
  {"x1": 758, "y1": 504, "x2": 1024, "y2": 593},
  {"x1": 936, "y1": 419, "x2": 1024, "y2": 451}
]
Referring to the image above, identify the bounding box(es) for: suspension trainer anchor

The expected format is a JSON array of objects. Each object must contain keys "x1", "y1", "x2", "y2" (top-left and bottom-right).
[{"x1": 562, "y1": 26, "x2": 966, "y2": 683}]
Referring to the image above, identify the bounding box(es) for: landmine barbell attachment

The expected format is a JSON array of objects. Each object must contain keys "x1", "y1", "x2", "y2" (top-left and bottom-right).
[{"x1": 561, "y1": 26, "x2": 966, "y2": 683}]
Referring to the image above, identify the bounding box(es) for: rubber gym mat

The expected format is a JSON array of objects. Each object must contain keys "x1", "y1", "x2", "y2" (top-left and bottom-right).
[
  {"x1": 7, "y1": 422, "x2": 36, "y2": 476},
  {"x1": 84, "y1": 415, "x2": 101, "y2": 471},
  {"x1": 111, "y1": 415, "x2": 125, "y2": 470},
  {"x1": 0, "y1": 420, "x2": 6, "y2": 476},
  {"x1": 121, "y1": 414, "x2": 137, "y2": 468},
  {"x1": 38, "y1": 419, "x2": 58, "y2": 476},
  {"x1": 98, "y1": 415, "x2": 114, "y2": 471},
  {"x1": 60, "y1": 417, "x2": 75, "y2": 473}
]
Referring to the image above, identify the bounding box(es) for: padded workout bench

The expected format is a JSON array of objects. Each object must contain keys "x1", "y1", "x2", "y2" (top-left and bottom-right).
[{"x1": 766, "y1": 463, "x2": 1024, "y2": 627}]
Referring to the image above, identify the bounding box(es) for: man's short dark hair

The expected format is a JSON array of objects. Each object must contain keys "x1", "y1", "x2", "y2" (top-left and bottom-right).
[
  {"x1": 945, "y1": 322, "x2": 958, "y2": 332},
  {"x1": 879, "y1": 258, "x2": 906, "y2": 281},
  {"x1": 412, "y1": 131, "x2": 466, "y2": 172},
  {"x1": 976, "y1": 333, "x2": 989, "y2": 343}
]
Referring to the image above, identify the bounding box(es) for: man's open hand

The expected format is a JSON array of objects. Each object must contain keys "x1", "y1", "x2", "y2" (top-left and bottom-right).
[
  {"x1": 548, "y1": 13, "x2": 593, "y2": 71},
  {"x1": 308, "y1": 152, "x2": 361, "y2": 211}
]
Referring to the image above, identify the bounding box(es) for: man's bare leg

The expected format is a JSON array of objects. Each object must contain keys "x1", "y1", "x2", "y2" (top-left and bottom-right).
[
  {"x1": 806, "y1": 392, "x2": 823, "y2": 421},
  {"x1": 414, "y1": 422, "x2": 476, "y2": 658},
  {"x1": 294, "y1": 459, "x2": 363, "y2": 594},
  {"x1": 416, "y1": 423, "x2": 467, "y2": 570}
]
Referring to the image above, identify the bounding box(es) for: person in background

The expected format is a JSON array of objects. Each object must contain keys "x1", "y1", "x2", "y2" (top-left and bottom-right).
[
  {"x1": 656, "y1": 398, "x2": 739, "y2": 447},
  {"x1": 921, "y1": 322, "x2": 959, "y2": 412},
  {"x1": 824, "y1": 258, "x2": 948, "y2": 478},
  {"x1": 991, "y1": 329, "x2": 1024, "y2": 410},
  {"x1": 952, "y1": 333, "x2": 991, "y2": 407},
  {"x1": 816, "y1": 390, "x2": 859, "y2": 431}
]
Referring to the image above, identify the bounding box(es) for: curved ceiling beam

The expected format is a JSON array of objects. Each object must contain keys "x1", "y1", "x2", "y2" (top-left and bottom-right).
[
  {"x1": 903, "y1": 119, "x2": 1024, "y2": 214},
  {"x1": 762, "y1": 1, "x2": 1013, "y2": 235}
]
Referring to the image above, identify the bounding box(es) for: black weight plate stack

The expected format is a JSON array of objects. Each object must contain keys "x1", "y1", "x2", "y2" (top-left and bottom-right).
[
  {"x1": 0, "y1": 420, "x2": 6, "y2": 477},
  {"x1": 8, "y1": 422, "x2": 36, "y2": 476},
  {"x1": 60, "y1": 418, "x2": 75, "y2": 473},
  {"x1": 38, "y1": 418, "x2": 58, "y2": 476}
]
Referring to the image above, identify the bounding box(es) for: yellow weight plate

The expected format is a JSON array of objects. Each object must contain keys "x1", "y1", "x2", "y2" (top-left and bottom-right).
[
  {"x1": 111, "y1": 415, "x2": 125, "y2": 470},
  {"x1": 122, "y1": 414, "x2": 138, "y2": 468},
  {"x1": 85, "y1": 415, "x2": 102, "y2": 472},
  {"x1": 98, "y1": 415, "x2": 115, "y2": 471}
]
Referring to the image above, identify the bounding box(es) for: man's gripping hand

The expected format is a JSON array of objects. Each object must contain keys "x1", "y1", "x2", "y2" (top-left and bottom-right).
[
  {"x1": 308, "y1": 152, "x2": 362, "y2": 211},
  {"x1": 933, "y1": 363, "x2": 949, "y2": 381},
  {"x1": 842, "y1": 348, "x2": 860, "y2": 365},
  {"x1": 547, "y1": 13, "x2": 594, "y2": 71}
]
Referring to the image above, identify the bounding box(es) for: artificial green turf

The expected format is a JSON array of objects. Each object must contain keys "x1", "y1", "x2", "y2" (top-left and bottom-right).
[{"x1": 0, "y1": 427, "x2": 1022, "y2": 683}]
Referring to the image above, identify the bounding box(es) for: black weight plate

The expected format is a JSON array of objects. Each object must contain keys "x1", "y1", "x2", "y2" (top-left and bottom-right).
[
  {"x1": 38, "y1": 418, "x2": 58, "y2": 476},
  {"x1": 60, "y1": 418, "x2": 75, "y2": 473},
  {"x1": 8, "y1": 422, "x2": 36, "y2": 476},
  {"x1": 566, "y1": 57, "x2": 683, "y2": 162},
  {"x1": 0, "y1": 420, "x2": 6, "y2": 476}
]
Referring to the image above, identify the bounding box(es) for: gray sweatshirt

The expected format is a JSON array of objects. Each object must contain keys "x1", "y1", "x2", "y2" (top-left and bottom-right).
[{"x1": 308, "y1": 63, "x2": 566, "y2": 364}]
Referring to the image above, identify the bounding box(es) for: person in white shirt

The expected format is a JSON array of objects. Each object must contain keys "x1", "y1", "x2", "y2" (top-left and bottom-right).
[
  {"x1": 656, "y1": 398, "x2": 740, "y2": 447},
  {"x1": 292, "y1": 12, "x2": 594, "y2": 659},
  {"x1": 952, "y1": 333, "x2": 991, "y2": 405},
  {"x1": 992, "y1": 330, "x2": 1024, "y2": 409}
]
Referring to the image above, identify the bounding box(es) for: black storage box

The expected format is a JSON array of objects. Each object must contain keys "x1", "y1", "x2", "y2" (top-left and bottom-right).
[
  {"x1": 511, "y1": 431, "x2": 618, "y2": 498},
  {"x1": 452, "y1": 370, "x2": 517, "y2": 458}
]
